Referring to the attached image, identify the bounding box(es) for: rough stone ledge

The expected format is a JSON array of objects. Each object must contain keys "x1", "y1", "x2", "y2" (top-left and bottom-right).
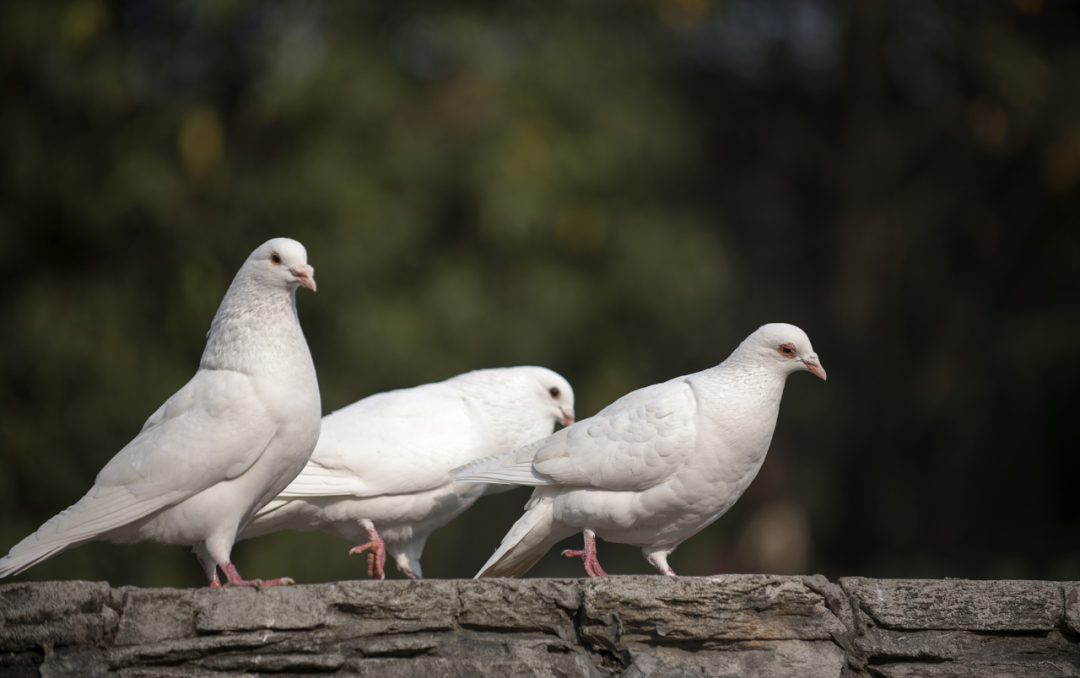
[{"x1": 0, "y1": 576, "x2": 1077, "y2": 677}]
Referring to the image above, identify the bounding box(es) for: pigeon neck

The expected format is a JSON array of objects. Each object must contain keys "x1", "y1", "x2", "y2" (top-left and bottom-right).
[
  {"x1": 199, "y1": 275, "x2": 312, "y2": 377},
  {"x1": 696, "y1": 353, "x2": 791, "y2": 427},
  {"x1": 715, "y1": 350, "x2": 790, "y2": 390}
]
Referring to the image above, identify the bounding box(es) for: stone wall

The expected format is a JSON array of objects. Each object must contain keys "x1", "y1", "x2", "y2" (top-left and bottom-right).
[{"x1": 1, "y1": 576, "x2": 1078, "y2": 677}]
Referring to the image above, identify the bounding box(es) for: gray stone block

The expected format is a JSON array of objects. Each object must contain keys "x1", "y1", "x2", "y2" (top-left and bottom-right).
[
  {"x1": 841, "y1": 578, "x2": 1062, "y2": 631},
  {"x1": 0, "y1": 581, "x2": 120, "y2": 651},
  {"x1": 1065, "y1": 583, "x2": 1080, "y2": 636},
  {"x1": 113, "y1": 589, "x2": 196, "y2": 646},
  {"x1": 623, "y1": 640, "x2": 845, "y2": 678},
  {"x1": 326, "y1": 579, "x2": 457, "y2": 635},
  {"x1": 2, "y1": 577, "x2": 1078, "y2": 677},
  {"x1": 192, "y1": 585, "x2": 329, "y2": 633},
  {"x1": 456, "y1": 577, "x2": 580, "y2": 639},
  {"x1": 583, "y1": 574, "x2": 845, "y2": 644}
]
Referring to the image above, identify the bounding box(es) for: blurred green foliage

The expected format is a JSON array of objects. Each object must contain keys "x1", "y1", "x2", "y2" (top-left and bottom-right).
[{"x1": 1, "y1": 0, "x2": 1078, "y2": 587}]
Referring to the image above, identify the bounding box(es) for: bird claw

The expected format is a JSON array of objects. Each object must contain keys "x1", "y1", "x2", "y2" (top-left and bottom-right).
[
  {"x1": 562, "y1": 548, "x2": 608, "y2": 577},
  {"x1": 259, "y1": 577, "x2": 296, "y2": 587},
  {"x1": 349, "y1": 530, "x2": 387, "y2": 580},
  {"x1": 562, "y1": 530, "x2": 607, "y2": 577},
  {"x1": 221, "y1": 576, "x2": 294, "y2": 588},
  {"x1": 217, "y1": 562, "x2": 294, "y2": 588}
]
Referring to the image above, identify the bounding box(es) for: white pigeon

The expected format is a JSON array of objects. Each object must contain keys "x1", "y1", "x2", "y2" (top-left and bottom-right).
[
  {"x1": 0, "y1": 238, "x2": 321, "y2": 588},
  {"x1": 238, "y1": 366, "x2": 576, "y2": 580},
  {"x1": 455, "y1": 323, "x2": 826, "y2": 578}
]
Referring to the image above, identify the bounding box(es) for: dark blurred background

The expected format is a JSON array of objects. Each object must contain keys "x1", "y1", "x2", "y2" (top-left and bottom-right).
[{"x1": 1, "y1": 0, "x2": 1078, "y2": 587}]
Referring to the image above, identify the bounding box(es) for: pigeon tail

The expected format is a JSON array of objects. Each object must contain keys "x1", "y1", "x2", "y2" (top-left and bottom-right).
[
  {"x1": 0, "y1": 540, "x2": 79, "y2": 578},
  {"x1": 238, "y1": 498, "x2": 314, "y2": 541},
  {"x1": 452, "y1": 438, "x2": 551, "y2": 486},
  {"x1": 0, "y1": 484, "x2": 178, "y2": 578},
  {"x1": 475, "y1": 494, "x2": 573, "y2": 578}
]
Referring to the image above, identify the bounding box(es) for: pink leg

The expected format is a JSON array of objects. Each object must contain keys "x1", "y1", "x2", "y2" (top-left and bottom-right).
[
  {"x1": 561, "y1": 529, "x2": 607, "y2": 577},
  {"x1": 220, "y1": 561, "x2": 295, "y2": 588},
  {"x1": 349, "y1": 522, "x2": 387, "y2": 580}
]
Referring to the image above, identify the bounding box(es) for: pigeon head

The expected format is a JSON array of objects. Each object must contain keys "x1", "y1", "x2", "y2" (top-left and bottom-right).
[
  {"x1": 245, "y1": 238, "x2": 316, "y2": 292},
  {"x1": 529, "y1": 367, "x2": 576, "y2": 427},
  {"x1": 743, "y1": 323, "x2": 826, "y2": 380},
  {"x1": 454, "y1": 366, "x2": 576, "y2": 430}
]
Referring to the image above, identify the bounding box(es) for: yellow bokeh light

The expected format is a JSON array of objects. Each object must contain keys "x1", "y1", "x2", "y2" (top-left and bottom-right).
[{"x1": 178, "y1": 107, "x2": 225, "y2": 180}]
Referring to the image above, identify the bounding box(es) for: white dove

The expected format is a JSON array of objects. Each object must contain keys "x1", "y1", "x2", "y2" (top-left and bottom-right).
[
  {"x1": 0, "y1": 238, "x2": 321, "y2": 588},
  {"x1": 239, "y1": 366, "x2": 575, "y2": 580},
  {"x1": 455, "y1": 323, "x2": 826, "y2": 578}
]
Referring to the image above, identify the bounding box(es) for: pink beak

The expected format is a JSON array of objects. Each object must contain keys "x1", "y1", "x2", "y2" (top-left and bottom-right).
[
  {"x1": 804, "y1": 357, "x2": 827, "y2": 381},
  {"x1": 562, "y1": 410, "x2": 575, "y2": 427},
  {"x1": 290, "y1": 264, "x2": 317, "y2": 292}
]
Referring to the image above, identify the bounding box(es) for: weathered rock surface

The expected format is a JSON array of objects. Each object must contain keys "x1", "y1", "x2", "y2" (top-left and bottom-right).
[{"x1": 0, "y1": 576, "x2": 1077, "y2": 677}]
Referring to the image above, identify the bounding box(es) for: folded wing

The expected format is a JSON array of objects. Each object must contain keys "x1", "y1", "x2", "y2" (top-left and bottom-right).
[
  {"x1": 455, "y1": 378, "x2": 697, "y2": 492},
  {"x1": 277, "y1": 383, "x2": 489, "y2": 500},
  {"x1": 0, "y1": 368, "x2": 278, "y2": 576}
]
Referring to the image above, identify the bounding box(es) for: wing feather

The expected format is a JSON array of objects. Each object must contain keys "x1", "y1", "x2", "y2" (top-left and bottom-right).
[
  {"x1": 457, "y1": 377, "x2": 697, "y2": 492},
  {"x1": 278, "y1": 382, "x2": 490, "y2": 499},
  {"x1": 0, "y1": 368, "x2": 280, "y2": 576}
]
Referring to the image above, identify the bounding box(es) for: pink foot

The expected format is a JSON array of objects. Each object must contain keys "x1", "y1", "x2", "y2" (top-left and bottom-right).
[
  {"x1": 219, "y1": 561, "x2": 295, "y2": 588},
  {"x1": 349, "y1": 524, "x2": 387, "y2": 580},
  {"x1": 561, "y1": 529, "x2": 607, "y2": 577}
]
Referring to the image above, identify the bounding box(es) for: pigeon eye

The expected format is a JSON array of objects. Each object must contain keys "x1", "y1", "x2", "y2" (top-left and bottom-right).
[
  {"x1": 778, "y1": 344, "x2": 796, "y2": 358},
  {"x1": 549, "y1": 387, "x2": 560, "y2": 398},
  {"x1": 270, "y1": 253, "x2": 282, "y2": 265}
]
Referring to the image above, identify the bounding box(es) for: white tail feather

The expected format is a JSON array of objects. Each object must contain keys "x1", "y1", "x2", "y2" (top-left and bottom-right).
[
  {"x1": 452, "y1": 437, "x2": 551, "y2": 486},
  {"x1": 475, "y1": 495, "x2": 572, "y2": 578},
  {"x1": 0, "y1": 484, "x2": 176, "y2": 578}
]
